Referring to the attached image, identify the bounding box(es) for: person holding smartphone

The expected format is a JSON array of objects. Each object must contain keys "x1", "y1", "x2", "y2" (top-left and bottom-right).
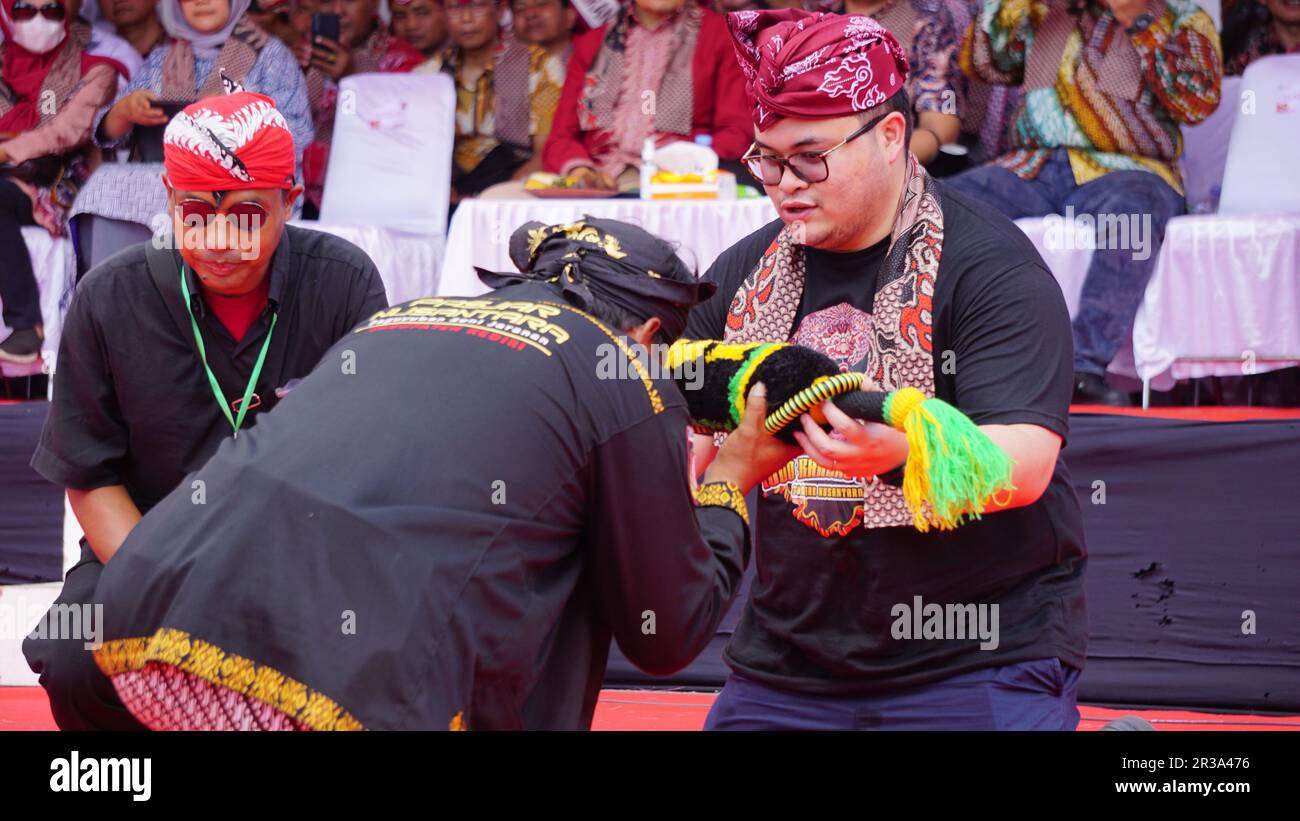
[
  {"x1": 73, "y1": 0, "x2": 312, "y2": 271},
  {"x1": 295, "y1": 0, "x2": 423, "y2": 215},
  {"x1": 94, "y1": 0, "x2": 313, "y2": 167}
]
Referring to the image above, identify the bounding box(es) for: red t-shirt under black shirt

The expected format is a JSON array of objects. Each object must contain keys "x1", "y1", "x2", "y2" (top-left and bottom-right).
[{"x1": 202, "y1": 274, "x2": 271, "y2": 343}]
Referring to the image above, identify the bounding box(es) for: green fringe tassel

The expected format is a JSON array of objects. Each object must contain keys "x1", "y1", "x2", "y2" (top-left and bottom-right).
[{"x1": 899, "y1": 398, "x2": 1016, "y2": 532}]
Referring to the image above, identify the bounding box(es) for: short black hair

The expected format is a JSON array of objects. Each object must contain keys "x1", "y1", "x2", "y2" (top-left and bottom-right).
[{"x1": 859, "y1": 87, "x2": 912, "y2": 148}]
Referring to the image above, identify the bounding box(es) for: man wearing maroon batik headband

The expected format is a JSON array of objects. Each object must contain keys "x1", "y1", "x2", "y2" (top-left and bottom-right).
[
  {"x1": 684, "y1": 9, "x2": 1088, "y2": 730},
  {"x1": 23, "y1": 91, "x2": 388, "y2": 731}
]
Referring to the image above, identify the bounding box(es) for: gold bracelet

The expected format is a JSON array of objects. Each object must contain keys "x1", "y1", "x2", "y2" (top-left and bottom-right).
[{"x1": 693, "y1": 481, "x2": 749, "y2": 528}]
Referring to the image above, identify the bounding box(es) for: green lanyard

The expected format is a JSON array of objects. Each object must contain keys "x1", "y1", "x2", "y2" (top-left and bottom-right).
[{"x1": 180, "y1": 265, "x2": 277, "y2": 438}]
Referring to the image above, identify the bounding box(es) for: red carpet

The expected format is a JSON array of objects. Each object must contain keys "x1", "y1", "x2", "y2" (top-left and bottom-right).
[{"x1": 2, "y1": 687, "x2": 1297, "y2": 731}]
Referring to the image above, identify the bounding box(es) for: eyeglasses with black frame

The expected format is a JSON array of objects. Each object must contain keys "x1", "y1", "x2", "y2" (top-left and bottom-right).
[{"x1": 741, "y1": 111, "x2": 891, "y2": 186}]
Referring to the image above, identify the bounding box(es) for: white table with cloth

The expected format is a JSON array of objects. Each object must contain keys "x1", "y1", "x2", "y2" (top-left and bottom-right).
[
  {"x1": 438, "y1": 198, "x2": 781, "y2": 296},
  {"x1": 288, "y1": 222, "x2": 444, "y2": 306},
  {"x1": 439, "y1": 198, "x2": 1097, "y2": 310},
  {"x1": 439, "y1": 198, "x2": 1300, "y2": 404},
  {"x1": 1132, "y1": 214, "x2": 1300, "y2": 394}
]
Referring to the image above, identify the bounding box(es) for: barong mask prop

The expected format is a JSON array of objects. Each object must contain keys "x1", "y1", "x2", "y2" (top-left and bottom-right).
[
  {"x1": 668, "y1": 340, "x2": 1015, "y2": 532},
  {"x1": 477, "y1": 218, "x2": 717, "y2": 344}
]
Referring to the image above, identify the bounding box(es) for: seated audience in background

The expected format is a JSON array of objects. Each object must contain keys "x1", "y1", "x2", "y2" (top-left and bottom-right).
[
  {"x1": 1222, "y1": 0, "x2": 1300, "y2": 75},
  {"x1": 95, "y1": 0, "x2": 312, "y2": 169},
  {"x1": 956, "y1": 0, "x2": 1216, "y2": 407},
  {"x1": 297, "y1": 0, "x2": 423, "y2": 215},
  {"x1": 287, "y1": 0, "x2": 312, "y2": 42},
  {"x1": 443, "y1": 0, "x2": 563, "y2": 198},
  {"x1": 67, "y1": 0, "x2": 141, "y2": 88},
  {"x1": 713, "y1": 0, "x2": 768, "y2": 10},
  {"x1": 95, "y1": 0, "x2": 164, "y2": 59},
  {"x1": 948, "y1": 0, "x2": 1222, "y2": 406},
  {"x1": 939, "y1": 0, "x2": 1014, "y2": 172},
  {"x1": 543, "y1": 0, "x2": 751, "y2": 190},
  {"x1": 512, "y1": 0, "x2": 574, "y2": 58},
  {"x1": 0, "y1": 0, "x2": 123, "y2": 364},
  {"x1": 826, "y1": 0, "x2": 962, "y2": 165},
  {"x1": 391, "y1": 0, "x2": 449, "y2": 71},
  {"x1": 246, "y1": 0, "x2": 301, "y2": 46}
]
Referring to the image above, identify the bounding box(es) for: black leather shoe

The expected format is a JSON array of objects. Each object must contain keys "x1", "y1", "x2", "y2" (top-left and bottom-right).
[
  {"x1": 0, "y1": 327, "x2": 42, "y2": 364},
  {"x1": 1073, "y1": 371, "x2": 1132, "y2": 407}
]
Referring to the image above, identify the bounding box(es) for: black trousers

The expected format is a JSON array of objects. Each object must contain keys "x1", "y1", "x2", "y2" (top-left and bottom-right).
[
  {"x1": 0, "y1": 177, "x2": 41, "y2": 331},
  {"x1": 22, "y1": 541, "x2": 147, "y2": 731},
  {"x1": 453, "y1": 142, "x2": 529, "y2": 198}
]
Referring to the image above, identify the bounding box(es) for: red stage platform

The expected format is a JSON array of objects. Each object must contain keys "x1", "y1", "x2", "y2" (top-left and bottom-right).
[{"x1": 2, "y1": 687, "x2": 1298, "y2": 731}]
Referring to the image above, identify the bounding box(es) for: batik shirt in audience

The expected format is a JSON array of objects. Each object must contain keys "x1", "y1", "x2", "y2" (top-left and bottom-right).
[
  {"x1": 443, "y1": 36, "x2": 564, "y2": 176},
  {"x1": 961, "y1": 0, "x2": 1222, "y2": 193},
  {"x1": 543, "y1": 2, "x2": 751, "y2": 179},
  {"x1": 303, "y1": 24, "x2": 423, "y2": 208}
]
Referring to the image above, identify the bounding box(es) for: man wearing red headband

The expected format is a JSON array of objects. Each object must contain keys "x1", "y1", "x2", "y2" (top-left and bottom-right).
[
  {"x1": 23, "y1": 90, "x2": 388, "y2": 731},
  {"x1": 684, "y1": 10, "x2": 1088, "y2": 730}
]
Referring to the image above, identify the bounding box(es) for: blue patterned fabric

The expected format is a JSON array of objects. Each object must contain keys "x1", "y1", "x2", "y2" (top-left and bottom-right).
[{"x1": 93, "y1": 36, "x2": 313, "y2": 178}]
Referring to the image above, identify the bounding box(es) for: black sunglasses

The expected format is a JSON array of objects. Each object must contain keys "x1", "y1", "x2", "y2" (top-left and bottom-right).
[
  {"x1": 741, "y1": 111, "x2": 891, "y2": 186},
  {"x1": 11, "y1": 2, "x2": 67, "y2": 22}
]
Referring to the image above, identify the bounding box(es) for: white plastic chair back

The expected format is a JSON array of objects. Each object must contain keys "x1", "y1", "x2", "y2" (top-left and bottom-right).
[
  {"x1": 319, "y1": 72, "x2": 455, "y2": 234},
  {"x1": 1219, "y1": 54, "x2": 1300, "y2": 215}
]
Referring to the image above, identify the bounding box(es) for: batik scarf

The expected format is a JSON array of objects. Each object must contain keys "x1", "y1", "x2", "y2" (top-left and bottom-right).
[{"x1": 576, "y1": 2, "x2": 699, "y2": 138}]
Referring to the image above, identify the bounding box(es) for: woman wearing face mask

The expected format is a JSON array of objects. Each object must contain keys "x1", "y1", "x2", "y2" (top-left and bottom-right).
[
  {"x1": 66, "y1": 0, "x2": 311, "y2": 262},
  {"x1": 0, "y1": 0, "x2": 125, "y2": 364}
]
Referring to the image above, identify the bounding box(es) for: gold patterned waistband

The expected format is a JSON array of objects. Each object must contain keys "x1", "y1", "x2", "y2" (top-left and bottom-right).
[{"x1": 95, "y1": 627, "x2": 364, "y2": 731}]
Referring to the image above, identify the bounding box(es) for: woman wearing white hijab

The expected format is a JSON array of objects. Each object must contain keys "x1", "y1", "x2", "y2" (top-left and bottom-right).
[
  {"x1": 62, "y1": 0, "x2": 309, "y2": 277},
  {"x1": 93, "y1": 0, "x2": 311, "y2": 164}
]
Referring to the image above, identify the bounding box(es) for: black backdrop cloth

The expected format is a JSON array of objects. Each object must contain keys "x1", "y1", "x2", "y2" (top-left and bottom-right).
[
  {"x1": 4, "y1": 403, "x2": 1298, "y2": 711},
  {"x1": 607, "y1": 413, "x2": 1300, "y2": 713}
]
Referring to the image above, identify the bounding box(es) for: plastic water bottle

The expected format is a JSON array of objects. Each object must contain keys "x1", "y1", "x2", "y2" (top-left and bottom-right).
[
  {"x1": 694, "y1": 134, "x2": 713, "y2": 149},
  {"x1": 640, "y1": 137, "x2": 656, "y2": 200}
]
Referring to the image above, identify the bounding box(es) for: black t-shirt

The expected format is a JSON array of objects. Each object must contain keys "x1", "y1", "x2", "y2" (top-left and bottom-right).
[
  {"x1": 94, "y1": 284, "x2": 750, "y2": 730},
  {"x1": 31, "y1": 225, "x2": 389, "y2": 514},
  {"x1": 685, "y1": 181, "x2": 1089, "y2": 694}
]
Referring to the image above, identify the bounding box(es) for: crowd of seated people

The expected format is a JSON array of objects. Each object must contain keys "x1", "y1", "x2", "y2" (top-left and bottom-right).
[{"x1": 0, "y1": 0, "x2": 1295, "y2": 407}]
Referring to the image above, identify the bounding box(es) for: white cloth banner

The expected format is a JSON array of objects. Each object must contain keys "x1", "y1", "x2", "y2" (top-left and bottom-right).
[
  {"x1": 289, "y1": 222, "x2": 445, "y2": 305},
  {"x1": 1133, "y1": 214, "x2": 1300, "y2": 389},
  {"x1": 438, "y1": 198, "x2": 779, "y2": 296}
]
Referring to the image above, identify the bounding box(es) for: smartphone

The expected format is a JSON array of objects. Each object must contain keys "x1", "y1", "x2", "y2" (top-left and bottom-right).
[
  {"x1": 137, "y1": 100, "x2": 193, "y2": 162},
  {"x1": 148, "y1": 100, "x2": 191, "y2": 119},
  {"x1": 311, "y1": 12, "x2": 341, "y2": 45}
]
